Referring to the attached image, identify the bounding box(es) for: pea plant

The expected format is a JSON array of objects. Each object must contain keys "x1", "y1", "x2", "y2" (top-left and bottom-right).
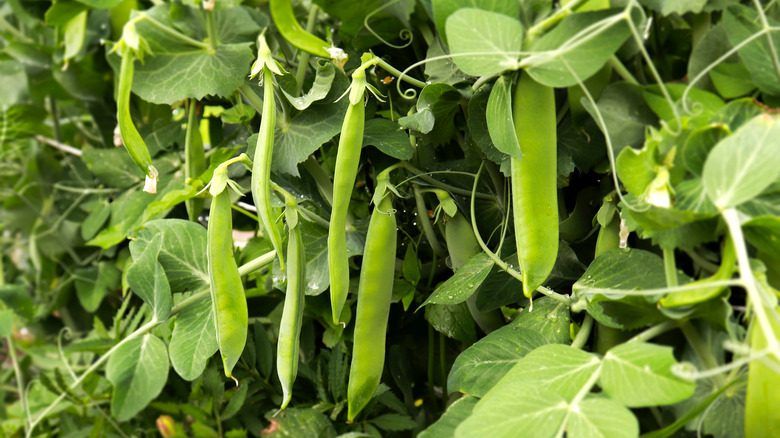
[{"x1": 2, "y1": 0, "x2": 780, "y2": 436}]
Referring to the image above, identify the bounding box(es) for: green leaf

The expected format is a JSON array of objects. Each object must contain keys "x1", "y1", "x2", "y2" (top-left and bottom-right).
[
  {"x1": 710, "y1": 62, "x2": 756, "y2": 98},
  {"x1": 743, "y1": 216, "x2": 780, "y2": 258},
  {"x1": 126, "y1": 234, "x2": 172, "y2": 321},
  {"x1": 425, "y1": 303, "x2": 477, "y2": 344},
  {"x1": 682, "y1": 124, "x2": 730, "y2": 177},
  {"x1": 419, "y1": 396, "x2": 478, "y2": 438},
  {"x1": 447, "y1": 326, "x2": 548, "y2": 397},
  {"x1": 106, "y1": 334, "x2": 170, "y2": 422},
  {"x1": 122, "y1": 5, "x2": 260, "y2": 104},
  {"x1": 573, "y1": 248, "x2": 669, "y2": 329},
  {"x1": 362, "y1": 118, "x2": 414, "y2": 160},
  {"x1": 421, "y1": 253, "x2": 494, "y2": 307},
  {"x1": 398, "y1": 109, "x2": 435, "y2": 134},
  {"x1": 601, "y1": 342, "x2": 696, "y2": 407},
  {"x1": 63, "y1": 11, "x2": 87, "y2": 62},
  {"x1": 486, "y1": 75, "x2": 522, "y2": 160},
  {"x1": 446, "y1": 8, "x2": 523, "y2": 77},
  {"x1": 509, "y1": 296, "x2": 571, "y2": 344},
  {"x1": 169, "y1": 292, "x2": 218, "y2": 381},
  {"x1": 583, "y1": 82, "x2": 657, "y2": 155},
  {"x1": 432, "y1": 0, "x2": 520, "y2": 45},
  {"x1": 369, "y1": 413, "x2": 418, "y2": 431},
  {"x1": 0, "y1": 105, "x2": 49, "y2": 143},
  {"x1": 0, "y1": 285, "x2": 34, "y2": 321},
  {"x1": 567, "y1": 396, "x2": 639, "y2": 438},
  {"x1": 262, "y1": 408, "x2": 337, "y2": 437},
  {"x1": 526, "y1": 9, "x2": 633, "y2": 88},
  {"x1": 82, "y1": 146, "x2": 143, "y2": 188},
  {"x1": 74, "y1": 262, "x2": 121, "y2": 313},
  {"x1": 221, "y1": 383, "x2": 249, "y2": 420},
  {"x1": 723, "y1": 4, "x2": 780, "y2": 96},
  {"x1": 0, "y1": 310, "x2": 13, "y2": 337},
  {"x1": 703, "y1": 114, "x2": 780, "y2": 209},
  {"x1": 277, "y1": 62, "x2": 335, "y2": 111},
  {"x1": 408, "y1": 83, "x2": 462, "y2": 146},
  {"x1": 0, "y1": 60, "x2": 29, "y2": 108},
  {"x1": 639, "y1": 0, "x2": 707, "y2": 15},
  {"x1": 745, "y1": 305, "x2": 780, "y2": 438},
  {"x1": 130, "y1": 219, "x2": 209, "y2": 293}
]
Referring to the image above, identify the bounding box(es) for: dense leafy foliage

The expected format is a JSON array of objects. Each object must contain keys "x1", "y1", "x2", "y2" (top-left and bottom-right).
[{"x1": 2, "y1": 0, "x2": 780, "y2": 437}]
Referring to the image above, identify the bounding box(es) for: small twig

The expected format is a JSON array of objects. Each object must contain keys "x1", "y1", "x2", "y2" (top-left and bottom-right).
[{"x1": 35, "y1": 136, "x2": 82, "y2": 157}]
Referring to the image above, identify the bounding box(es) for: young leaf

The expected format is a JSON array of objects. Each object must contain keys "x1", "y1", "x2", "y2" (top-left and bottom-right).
[
  {"x1": 446, "y1": 8, "x2": 523, "y2": 77},
  {"x1": 420, "y1": 253, "x2": 494, "y2": 307},
  {"x1": 486, "y1": 75, "x2": 522, "y2": 160},
  {"x1": 169, "y1": 293, "x2": 218, "y2": 381},
  {"x1": 418, "y1": 396, "x2": 478, "y2": 438},
  {"x1": 126, "y1": 234, "x2": 172, "y2": 321}
]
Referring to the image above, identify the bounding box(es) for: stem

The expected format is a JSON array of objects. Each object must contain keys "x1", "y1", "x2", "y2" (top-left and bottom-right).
[
  {"x1": 294, "y1": 5, "x2": 320, "y2": 94},
  {"x1": 0, "y1": 14, "x2": 29, "y2": 41},
  {"x1": 679, "y1": 321, "x2": 727, "y2": 389},
  {"x1": 528, "y1": 0, "x2": 589, "y2": 38},
  {"x1": 238, "y1": 83, "x2": 264, "y2": 114},
  {"x1": 35, "y1": 135, "x2": 82, "y2": 156},
  {"x1": 439, "y1": 332, "x2": 447, "y2": 399},
  {"x1": 401, "y1": 163, "x2": 495, "y2": 201},
  {"x1": 374, "y1": 57, "x2": 427, "y2": 89},
  {"x1": 722, "y1": 208, "x2": 780, "y2": 358},
  {"x1": 663, "y1": 248, "x2": 679, "y2": 287},
  {"x1": 134, "y1": 14, "x2": 210, "y2": 51},
  {"x1": 427, "y1": 324, "x2": 437, "y2": 411},
  {"x1": 571, "y1": 314, "x2": 594, "y2": 350},
  {"x1": 49, "y1": 98, "x2": 62, "y2": 143},
  {"x1": 609, "y1": 55, "x2": 640, "y2": 85},
  {"x1": 413, "y1": 185, "x2": 445, "y2": 255},
  {"x1": 303, "y1": 156, "x2": 335, "y2": 208},
  {"x1": 205, "y1": 9, "x2": 218, "y2": 52},
  {"x1": 7, "y1": 336, "x2": 28, "y2": 435}
]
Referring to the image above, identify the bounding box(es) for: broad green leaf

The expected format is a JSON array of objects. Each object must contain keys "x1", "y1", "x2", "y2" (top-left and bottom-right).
[
  {"x1": 75, "y1": 0, "x2": 123, "y2": 7},
  {"x1": 262, "y1": 407, "x2": 337, "y2": 437},
  {"x1": 492, "y1": 344, "x2": 601, "y2": 402},
  {"x1": 573, "y1": 248, "x2": 668, "y2": 330},
  {"x1": 75, "y1": 262, "x2": 121, "y2": 313},
  {"x1": 63, "y1": 11, "x2": 87, "y2": 62},
  {"x1": 0, "y1": 285, "x2": 34, "y2": 321},
  {"x1": 486, "y1": 75, "x2": 521, "y2": 160},
  {"x1": 723, "y1": 4, "x2": 780, "y2": 96},
  {"x1": 126, "y1": 234, "x2": 172, "y2": 321},
  {"x1": 169, "y1": 292, "x2": 217, "y2": 381},
  {"x1": 123, "y1": 5, "x2": 260, "y2": 104},
  {"x1": 0, "y1": 60, "x2": 29, "y2": 108},
  {"x1": 567, "y1": 396, "x2": 639, "y2": 438},
  {"x1": 82, "y1": 146, "x2": 143, "y2": 188},
  {"x1": 703, "y1": 114, "x2": 780, "y2": 209},
  {"x1": 468, "y1": 84, "x2": 508, "y2": 169},
  {"x1": 106, "y1": 334, "x2": 169, "y2": 422},
  {"x1": 643, "y1": 84, "x2": 724, "y2": 127},
  {"x1": 369, "y1": 413, "x2": 418, "y2": 431},
  {"x1": 221, "y1": 382, "x2": 249, "y2": 420},
  {"x1": 140, "y1": 181, "x2": 201, "y2": 224},
  {"x1": 277, "y1": 62, "x2": 335, "y2": 110},
  {"x1": 425, "y1": 38, "x2": 470, "y2": 85},
  {"x1": 432, "y1": 0, "x2": 519, "y2": 45},
  {"x1": 601, "y1": 342, "x2": 696, "y2": 407},
  {"x1": 710, "y1": 62, "x2": 756, "y2": 98},
  {"x1": 743, "y1": 216, "x2": 780, "y2": 258},
  {"x1": 510, "y1": 296, "x2": 571, "y2": 344},
  {"x1": 362, "y1": 118, "x2": 414, "y2": 160},
  {"x1": 447, "y1": 327, "x2": 548, "y2": 396},
  {"x1": 418, "y1": 396, "x2": 478, "y2": 438},
  {"x1": 425, "y1": 303, "x2": 477, "y2": 344},
  {"x1": 675, "y1": 178, "x2": 719, "y2": 215},
  {"x1": 407, "y1": 83, "x2": 462, "y2": 146},
  {"x1": 682, "y1": 124, "x2": 730, "y2": 177},
  {"x1": 639, "y1": 0, "x2": 707, "y2": 15},
  {"x1": 421, "y1": 253, "x2": 494, "y2": 307},
  {"x1": 130, "y1": 219, "x2": 209, "y2": 293},
  {"x1": 455, "y1": 386, "x2": 568, "y2": 438},
  {"x1": 0, "y1": 310, "x2": 13, "y2": 337},
  {"x1": 583, "y1": 82, "x2": 657, "y2": 155},
  {"x1": 525, "y1": 9, "x2": 632, "y2": 88},
  {"x1": 446, "y1": 8, "x2": 523, "y2": 77}
]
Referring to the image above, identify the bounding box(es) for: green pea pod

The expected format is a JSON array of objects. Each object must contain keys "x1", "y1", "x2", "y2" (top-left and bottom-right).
[
  {"x1": 660, "y1": 236, "x2": 736, "y2": 307},
  {"x1": 116, "y1": 49, "x2": 158, "y2": 194},
  {"x1": 347, "y1": 193, "x2": 396, "y2": 422},
  {"x1": 269, "y1": 0, "x2": 331, "y2": 59},
  {"x1": 745, "y1": 304, "x2": 780, "y2": 437},
  {"x1": 444, "y1": 211, "x2": 504, "y2": 333},
  {"x1": 208, "y1": 189, "x2": 248, "y2": 379},
  {"x1": 511, "y1": 72, "x2": 558, "y2": 298},
  {"x1": 185, "y1": 99, "x2": 205, "y2": 222},
  {"x1": 594, "y1": 211, "x2": 621, "y2": 257},
  {"x1": 328, "y1": 94, "x2": 365, "y2": 324},
  {"x1": 251, "y1": 67, "x2": 286, "y2": 273},
  {"x1": 277, "y1": 209, "x2": 305, "y2": 409}
]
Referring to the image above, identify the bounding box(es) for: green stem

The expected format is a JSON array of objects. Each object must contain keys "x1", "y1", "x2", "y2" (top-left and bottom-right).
[
  {"x1": 528, "y1": 0, "x2": 589, "y2": 38},
  {"x1": 302, "y1": 156, "x2": 335, "y2": 208},
  {"x1": 571, "y1": 314, "x2": 594, "y2": 350},
  {"x1": 7, "y1": 336, "x2": 28, "y2": 435},
  {"x1": 238, "y1": 83, "x2": 264, "y2": 114},
  {"x1": 627, "y1": 321, "x2": 675, "y2": 343},
  {"x1": 427, "y1": 324, "x2": 437, "y2": 411},
  {"x1": 0, "y1": 14, "x2": 29, "y2": 41},
  {"x1": 413, "y1": 184, "x2": 445, "y2": 255},
  {"x1": 134, "y1": 14, "x2": 210, "y2": 51},
  {"x1": 294, "y1": 5, "x2": 320, "y2": 94},
  {"x1": 205, "y1": 9, "x2": 219, "y2": 51},
  {"x1": 439, "y1": 332, "x2": 447, "y2": 401},
  {"x1": 374, "y1": 57, "x2": 428, "y2": 90},
  {"x1": 663, "y1": 248, "x2": 679, "y2": 287},
  {"x1": 679, "y1": 321, "x2": 727, "y2": 389},
  {"x1": 401, "y1": 163, "x2": 495, "y2": 201},
  {"x1": 49, "y1": 98, "x2": 62, "y2": 143},
  {"x1": 609, "y1": 55, "x2": 640, "y2": 85}
]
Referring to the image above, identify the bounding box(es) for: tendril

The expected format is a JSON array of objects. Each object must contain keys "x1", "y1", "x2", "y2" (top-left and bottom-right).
[
  {"x1": 57, "y1": 327, "x2": 77, "y2": 380},
  {"x1": 362, "y1": 0, "x2": 413, "y2": 50}
]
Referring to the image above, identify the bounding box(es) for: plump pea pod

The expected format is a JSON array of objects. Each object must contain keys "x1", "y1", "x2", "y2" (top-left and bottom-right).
[
  {"x1": 251, "y1": 66, "x2": 286, "y2": 273},
  {"x1": 208, "y1": 188, "x2": 248, "y2": 380},
  {"x1": 444, "y1": 211, "x2": 504, "y2": 334},
  {"x1": 745, "y1": 304, "x2": 780, "y2": 438},
  {"x1": 347, "y1": 193, "x2": 396, "y2": 422},
  {"x1": 594, "y1": 212, "x2": 621, "y2": 258},
  {"x1": 660, "y1": 235, "x2": 736, "y2": 307},
  {"x1": 511, "y1": 72, "x2": 558, "y2": 298},
  {"x1": 185, "y1": 99, "x2": 205, "y2": 222},
  {"x1": 328, "y1": 90, "x2": 366, "y2": 324},
  {"x1": 277, "y1": 212, "x2": 305, "y2": 409},
  {"x1": 117, "y1": 49, "x2": 158, "y2": 194},
  {"x1": 269, "y1": 0, "x2": 331, "y2": 59}
]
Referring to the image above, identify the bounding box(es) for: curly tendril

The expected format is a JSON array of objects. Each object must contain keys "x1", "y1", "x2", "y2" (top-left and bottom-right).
[{"x1": 362, "y1": 0, "x2": 414, "y2": 49}]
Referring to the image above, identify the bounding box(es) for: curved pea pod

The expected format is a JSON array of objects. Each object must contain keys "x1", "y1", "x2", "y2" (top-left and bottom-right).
[
  {"x1": 511, "y1": 72, "x2": 558, "y2": 298},
  {"x1": 347, "y1": 193, "x2": 396, "y2": 422},
  {"x1": 594, "y1": 210, "x2": 621, "y2": 258},
  {"x1": 660, "y1": 236, "x2": 736, "y2": 307},
  {"x1": 116, "y1": 50, "x2": 158, "y2": 194},
  {"x1": 251, "y1": 66, "x2": 286, "y2": 273},
  {"x1": 207, "y1": 189, "x2": 248, "y2": 379},
  {"x1": 269, "y1": 0, "x2": 331, "y2": 59},
  {"x1": 277, "y1": 219, "x2": 305, "y2": 409},
  {"x1": 328, "y1": 96, "x2": 365, "y2": 324}
]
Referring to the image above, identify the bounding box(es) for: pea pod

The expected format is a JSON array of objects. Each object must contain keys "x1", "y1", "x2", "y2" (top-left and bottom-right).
[
  {"x1": 745, "y1": 303, "x2": 780, "y2": 437},
  {"x1": 184, "y1": 99, "x2": 205, "y2": 222},
  {"x1": 329, "y1": 55, "x2": 380, "y2": 324},
  {"x1": 275, "y1": 187, "x2": 306, "y2": 409},
  {"x1": 511, "y1": 72, "x2": 558, "y2": 298},
  {"x1": 269, "y1": 0, "x2": 332, "y2": 59},
  {"x1": 116, "y1": 48, "x2": 158, "y2": 194},
  {"x1": 347, "y1": 191, "x2": 396, "y2": 422},
  {"x1": 660, "y1": 236, "x2": 736, "y2": 307},
  {"x1": 207, "y1": 168, "x2": 248, "y2": 380}
]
